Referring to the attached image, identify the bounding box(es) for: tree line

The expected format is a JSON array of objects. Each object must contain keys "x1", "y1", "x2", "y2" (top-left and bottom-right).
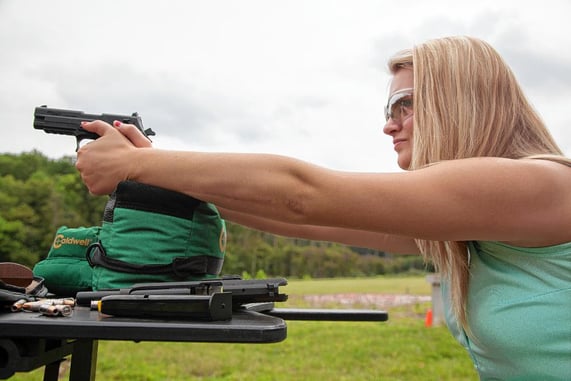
[{"x1": 0, "y1": 152, "x2": 428, "y2": 277}]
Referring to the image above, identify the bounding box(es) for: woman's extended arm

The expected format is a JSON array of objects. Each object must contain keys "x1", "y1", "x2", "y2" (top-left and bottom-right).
[
  {"x1": 76, "y1": 120, "x2": 571, "y2": 248},
  {"x1": 218, "y1": 207, "x2": 420, "y2": 254}
]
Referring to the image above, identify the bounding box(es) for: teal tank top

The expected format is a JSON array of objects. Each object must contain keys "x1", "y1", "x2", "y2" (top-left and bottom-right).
[{"x1": 442, "y1": 241, "x2": 571, "y2": 380}]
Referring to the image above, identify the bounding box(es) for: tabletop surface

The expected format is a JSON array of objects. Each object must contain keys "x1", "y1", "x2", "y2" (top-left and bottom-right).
[{"x1": 0, "y1": 307, "x2": 287, "y2": 344}]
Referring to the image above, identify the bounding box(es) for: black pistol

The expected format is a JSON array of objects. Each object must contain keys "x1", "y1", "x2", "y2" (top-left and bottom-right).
[{"x1": 33, "y1": 105, "x2": 156, "y2": 151}]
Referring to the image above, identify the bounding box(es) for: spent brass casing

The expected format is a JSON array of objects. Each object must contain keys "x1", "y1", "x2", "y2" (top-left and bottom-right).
[
  {"x1": 10, "y1": 299, "x2": 29, "y2": 312},
  {"x1": 39, "y1": 304, "x2": 73, "y2": 317}
]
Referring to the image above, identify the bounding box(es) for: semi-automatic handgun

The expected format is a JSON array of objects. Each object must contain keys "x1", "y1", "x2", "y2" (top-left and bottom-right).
[{"x1": 33, "y1": 105, "x2": 156, "y2": 151}]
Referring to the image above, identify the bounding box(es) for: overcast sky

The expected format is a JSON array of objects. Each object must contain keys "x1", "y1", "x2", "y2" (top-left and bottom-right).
[{"x1": 1, "y1": 0, "x2": 570, "y2": 173}]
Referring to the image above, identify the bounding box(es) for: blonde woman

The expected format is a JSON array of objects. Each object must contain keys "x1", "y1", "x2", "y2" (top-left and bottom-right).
[{"x1": 76, "y1": 36, "x2": 571, "y2": 380}]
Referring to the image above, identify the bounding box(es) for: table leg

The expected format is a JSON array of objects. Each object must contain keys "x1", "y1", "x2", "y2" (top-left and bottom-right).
[
  {"x1": 69, "y1": 339, "x2": 98, "y2": 381},
  {"x1": 42, "y1": 360, "x2": 61, "y2": 381}
]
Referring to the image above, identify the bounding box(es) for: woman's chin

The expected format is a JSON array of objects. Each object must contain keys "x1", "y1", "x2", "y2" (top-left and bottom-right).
[{"x1": 397, "y1": 154, "x2": 411, "y2": 170}]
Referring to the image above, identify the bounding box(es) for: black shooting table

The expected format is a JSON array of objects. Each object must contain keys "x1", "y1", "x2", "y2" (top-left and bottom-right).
[
  {"x1": 0, "y1": 306, "x2": 288, "y2": 381},
  {"x1": 0, "y1": 304, "x2": 388, "y2": 381}
]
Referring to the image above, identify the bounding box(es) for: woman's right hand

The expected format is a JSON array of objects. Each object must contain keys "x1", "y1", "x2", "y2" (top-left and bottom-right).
[{"x1": 75, "y1": 120, "x2": 146, "y2": 195}]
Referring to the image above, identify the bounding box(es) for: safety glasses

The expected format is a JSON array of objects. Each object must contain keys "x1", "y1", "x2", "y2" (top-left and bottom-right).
[{"x1": 384, "y1": 88, "x2": 413, "y2": 124}]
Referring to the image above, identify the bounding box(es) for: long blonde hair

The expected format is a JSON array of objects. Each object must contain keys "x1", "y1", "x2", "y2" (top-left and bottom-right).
[{"x1": 388, "y1": 36, "x2": 571, "y2": 331}]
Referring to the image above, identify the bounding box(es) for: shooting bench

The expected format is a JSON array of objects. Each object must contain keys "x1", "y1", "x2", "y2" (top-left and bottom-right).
[
  {"x1": 0, "y1": 302, "x2": 387, "y2": 381},
  {"x1": 0, "y1": 305, "x2": 287, "y2": 381}
]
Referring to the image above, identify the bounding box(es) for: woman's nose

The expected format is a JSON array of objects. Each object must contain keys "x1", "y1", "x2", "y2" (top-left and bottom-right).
[{"x1": 382, "y1": 118, "x2": 401, "y2": 136}]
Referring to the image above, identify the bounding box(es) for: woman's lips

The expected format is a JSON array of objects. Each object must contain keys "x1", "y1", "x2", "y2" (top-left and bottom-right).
[{"x1": 393, "y1": 139, "x2": 406, "y2": 150}]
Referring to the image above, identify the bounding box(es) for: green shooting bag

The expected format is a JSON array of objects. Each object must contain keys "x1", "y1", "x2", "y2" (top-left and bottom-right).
[
  {"x1": 33, "y1": 226, "x2": 99, "y2": 296},
  {"x1": 86, "y1": 181, "x2": 226, "y2": 290}
]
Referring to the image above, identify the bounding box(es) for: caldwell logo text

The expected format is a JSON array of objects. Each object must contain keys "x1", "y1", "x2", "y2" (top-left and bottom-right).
[{"x1": 53, "y1": 234, "x2": 93, "y2": 249}]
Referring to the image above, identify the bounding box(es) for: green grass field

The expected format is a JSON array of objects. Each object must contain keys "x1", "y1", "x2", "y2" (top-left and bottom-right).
[{"x1": 10, "y1": 276, "x2": 479, "y2": 380}]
